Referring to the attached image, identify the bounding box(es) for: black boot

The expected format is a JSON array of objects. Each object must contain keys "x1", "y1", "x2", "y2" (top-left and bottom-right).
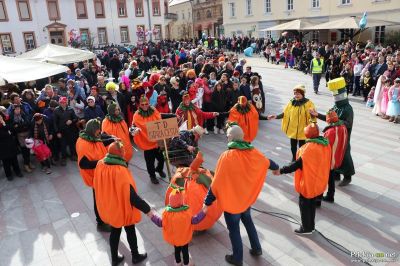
[
  {"x1": 322, "y1": 195, "x2": 334, "y2": 203},
  {"x1": 97, "y1": 223, "x2": 112, "y2": 232},
  {"x1": 338, "y1": 176, "x2": 351, "y2": 187},
  {"x1": 132, "y1": 253, "x2": 147, "y2": 264},
  {"x1": 112, "y1": 255, "x2": 124, "y2": 266},
  {"x1": 150, "y1": 176, "x2": 159, "y2": 184}
]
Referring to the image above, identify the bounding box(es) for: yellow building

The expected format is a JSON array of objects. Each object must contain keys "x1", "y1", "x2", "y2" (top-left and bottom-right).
[
  {"x1": 166, "y1": 0, "x2": 193, "y2": 40},
  {"x1": 222, "y1": 0, "x2": 400, "y2": 43}
]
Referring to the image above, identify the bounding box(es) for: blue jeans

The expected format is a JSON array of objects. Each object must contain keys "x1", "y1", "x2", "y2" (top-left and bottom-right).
[
  {"x1": 224, "y1": 208, "x2": 261, "y2": 262},
  {"x1": 312, "y1": 73, "x2": 322, "y2": 92}
]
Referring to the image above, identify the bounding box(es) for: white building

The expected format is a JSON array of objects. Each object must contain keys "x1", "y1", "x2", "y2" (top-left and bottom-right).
[{"x1": 0, "y1": 0, "x2": 168, "y2": 55}]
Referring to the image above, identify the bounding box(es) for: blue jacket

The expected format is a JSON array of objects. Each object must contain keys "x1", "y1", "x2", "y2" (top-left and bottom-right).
[{"x1": 84, "y1": 105, "x2": 105, "y2": 121}]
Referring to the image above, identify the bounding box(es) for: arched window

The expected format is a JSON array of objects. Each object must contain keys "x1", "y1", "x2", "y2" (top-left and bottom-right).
[
  {"x1": 206, "y1": 10, "x2": 211, "y2": 18},
  {"x1": 197, "y1": 11, "x2": 200, "y2": 20}
]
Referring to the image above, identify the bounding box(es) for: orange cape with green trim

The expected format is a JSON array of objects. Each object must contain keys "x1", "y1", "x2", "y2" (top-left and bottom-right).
[
  {"x1": 76, "y1": 138, "x2": 107, "y2": 187},
  {"x1": 101, "y1": 118, "x2": 133, "y2": 162},
  {"x1": 93, "y1": 160, "x2": 141, "y2": 228},
  {"x1": 162, "y1": 207, "x2": 193, "y2": 246},
  {"x1": 211, "y1": 148, "x2": 269, "y2": 214},
  {"x1": 294, "y1": 142, "x2": 331, "y2": 198},
  {"x1": 132, "y1": 109, "x2": 161, "y2": 150},
  {"x1": 228, "y1": 105, "x2": 259, "y2": 142}
]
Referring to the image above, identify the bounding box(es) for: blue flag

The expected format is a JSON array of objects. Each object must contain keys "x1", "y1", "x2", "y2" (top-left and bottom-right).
[{"x1": 359, "y1": 12, "x2": 368, "y2": 30}]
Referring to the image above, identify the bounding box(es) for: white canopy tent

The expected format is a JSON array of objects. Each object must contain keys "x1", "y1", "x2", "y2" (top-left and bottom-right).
[
  {"x1": 17, "y1": 43, "x2": 95, "y2": 64},
  {"x1": 0, "y1": 55, "x2": 68, "y2": 83},
  {"x1": 305, "y1": 16, "x2": 399, "y2": 30},
  {"x1": 260, "y1": 19, "x2": 316, "y2": 31}
]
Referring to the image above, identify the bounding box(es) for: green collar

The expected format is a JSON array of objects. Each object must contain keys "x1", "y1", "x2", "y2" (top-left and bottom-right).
[
  {"x1": 106, "y1": 114, "x2": 124, "y2": 123},
  {"x1": 165, "y1": 205, "x2": 189, "y2": 212},
  {"x1": 306, "y1": 136, "x2": 329, "y2": 146},
  {"x1": 178, "y1": 102, "x2": 196, "y2": 111},
  {"x1": 138, "y1": 107, "x2": 155, "y2": 117},
  {"x1": 328, "y1": 120, "x2": 344, "y2": 127},
  {"x1": 79, "y1": 131, "x2": 102, "y2": 142},
  {"x1": 228, "y1": 140, "x2": 254, "y2": 150},
  {"x1": 234, "y1": 103, "x2": 251, "y2": 114},
  {"x1": 103, "y1": 153, "x2": 127, "y2": 167},
  {"x1": 290, "y1": 98, "x2": 309, "y2": 107}
]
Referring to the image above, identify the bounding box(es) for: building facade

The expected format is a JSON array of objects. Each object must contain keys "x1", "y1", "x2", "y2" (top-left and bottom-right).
[
  {"x1": 165, "y1": 0, "x2": 192, "y2": 40},
  {"x1": 192, "y1": 0, "x2": 223, "y2": 39},
  {"x1": 0, "y1": 0, "x2": 168, "y2": 55},
  {"x1": 222, "y1": 0, "x2": 400, "y2": 43}
]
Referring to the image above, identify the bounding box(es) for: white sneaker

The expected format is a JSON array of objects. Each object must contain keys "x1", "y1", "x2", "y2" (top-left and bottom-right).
[
  {"x1": 214, "y1": 127, "x2": 218, "y2": 134},
  {"x1": 204, "y1": 129, "x2": 209, "y2": 135},
  {"x1": 219, "y1": 129, "x2": 224, "y2": 134}
]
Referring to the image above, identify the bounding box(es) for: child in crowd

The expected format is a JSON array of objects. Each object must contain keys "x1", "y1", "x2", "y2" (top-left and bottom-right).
[
  {"x1": 31, "y1": 113, "x2": 52, "y2": 174},
  {"x1": 366, "y1": 87, "x2": 375, "y2": 108},
  {"x1": 386, "y1": 78, "x2": 400, "y2": 123},
  {"x1": 361, "y1": 71, "x2": 373, "y2": 102},
  {"x1": 211, "y1": 82, "x2": 227, "y2": 134},
  {"x1": 149, "y1": 189, "x2": 206, "y2": 266},
  {"x1": 208, "y1": 72, "x2": 217, "y2": 88},
  {"x1": 380, "y1": 79, "x2": 391, "y2": 119}
]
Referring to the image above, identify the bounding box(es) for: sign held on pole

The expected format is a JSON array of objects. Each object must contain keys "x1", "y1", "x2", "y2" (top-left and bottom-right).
[{"x1": 146, "y1": 117, "x2": 179, "y2": 142}]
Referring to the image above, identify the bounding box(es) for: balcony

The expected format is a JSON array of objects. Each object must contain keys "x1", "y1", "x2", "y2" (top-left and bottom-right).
[{"x1": 164, "y1": 13, "x2": 178, "y2": 20}]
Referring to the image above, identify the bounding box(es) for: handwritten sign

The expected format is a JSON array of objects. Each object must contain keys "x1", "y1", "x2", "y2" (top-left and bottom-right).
[{"x1": 146, "y1": 118, "x2": 179, "y2": 141}]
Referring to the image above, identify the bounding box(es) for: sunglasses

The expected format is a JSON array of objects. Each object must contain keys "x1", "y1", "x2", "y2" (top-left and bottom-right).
[{"x1": 140, "y1": 103, "x2": 149, "y2": 106}]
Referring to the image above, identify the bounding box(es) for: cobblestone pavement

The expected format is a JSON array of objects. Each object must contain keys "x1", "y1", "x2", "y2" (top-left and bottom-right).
[{"x1": 1, "y1": 56, "x2": 399, "y2": 266}]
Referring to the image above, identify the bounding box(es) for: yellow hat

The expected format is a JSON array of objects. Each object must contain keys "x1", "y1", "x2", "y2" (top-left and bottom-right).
[
  {"x1": 327, "y1": 77, "x2": 346, "y2": 95},
  {"x1": 105, "y1": 82, "x2": 117, "y2": 91}
]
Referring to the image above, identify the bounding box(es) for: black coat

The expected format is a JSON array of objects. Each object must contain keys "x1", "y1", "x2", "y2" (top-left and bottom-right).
[
  {"x1": 0, "y1": 120, "x2": 18, "y2": 159},
  {"x1": 211, "y1": 89, "x2": 228, "y2": 112},
  {"x1": 53, "y1": 106, "x2": 78, "y2": 133}
]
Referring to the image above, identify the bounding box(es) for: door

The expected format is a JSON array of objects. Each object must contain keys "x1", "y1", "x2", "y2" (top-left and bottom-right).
[{"x1": 50, "y1": 31, "x2": 65, "y2": 45}]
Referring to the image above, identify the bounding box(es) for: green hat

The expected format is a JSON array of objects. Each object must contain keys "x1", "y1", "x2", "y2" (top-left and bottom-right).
[
  {"x1": 107, "y1": 101, "x2": 117, "y2": 115},
  {"x1": 84, "y1": 119, "x2": 101, "y2": 138}
]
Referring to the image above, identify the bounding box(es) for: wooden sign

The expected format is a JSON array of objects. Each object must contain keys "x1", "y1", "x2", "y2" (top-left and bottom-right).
[{"x1": 146, "y1": 117, "x2": 179, "y2": 141}]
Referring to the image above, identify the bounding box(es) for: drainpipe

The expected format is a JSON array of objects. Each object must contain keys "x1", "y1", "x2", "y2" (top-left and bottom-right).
[{"x1": 146, "y1": 0, "x2": 153, "y2": 42}]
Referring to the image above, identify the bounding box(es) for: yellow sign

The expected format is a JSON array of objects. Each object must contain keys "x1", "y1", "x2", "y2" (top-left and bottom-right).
[{"x1": 146, "y1": 118, "x2": 179, "y2": 141}]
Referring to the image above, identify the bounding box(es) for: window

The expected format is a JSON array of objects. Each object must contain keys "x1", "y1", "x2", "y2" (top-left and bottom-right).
[
  {"x1": 135, "y1": 0, "x2": 143, "y2": 17},
  {"x1": 246, "y1": 0, "x2": 252, "y2": 15},
  {"x1": 264, "y1": 30, "x2": 272, "y2": 39},
  {"x1": 80, "y1": 28, "x2": 89, "y2": 46},
  {"x1": 97, "y1": 27, "x2": 107, "y2": 44},
  {"x1": 47, "y1": 0, "x2": 60, "y2": 20},
  {"x1": 182, "y1": 11, "x2": 185, "y2": 19},
  {"x1": 228, "y1": 2, "x2": 235, "y2": 17},
  {"x1": 16, "y1": 0, "x2": 31, "y2": 21},
  {"x1": 0, "y1": 33, "x2": 14, "y2": 53},
  {"x1": 75, "y1": 0, "x2": 87, "y2": 18},
  {"x1": 340, "y1": 29, "x2": 353, "y2": 40},
  {"x1": 340, "y1": 0, "x2": 351, "y2": 4},
  {"x1": 120, "y1": 26, "x2": 129, "y2": 43},
  {"x1": 311, "y1": 31, "x2": 319, "y2": 41},
  {"x1": 117, "y1": 0, "x2": 127, "y2": 17},
  {"x1": 312, "y1": 0, "x2": 319, "y2": 8},
  {"x1": 375, "y1": 26, "x2": 385, "y2": 44},
  {"x1": 154, "y1": 25, "x2": 162, "y2": 40},
  {"x1": 287, "y1": 0, "x2": 293, "y2": 10},
  {"x1": 23, "y1": 32, "x2": 36, "y2": 50},
  {"x1": 152, "y1": 1, "x2": 160, "y2": 16},
  {"x1": 94, "y1": 0, "x2": 105, "y2": 18},
  {"x1": 206, "y1": 9, "x2": 211, "y2": 18},
  {"x1": 264, "y1": 0, "x2": 271, "y2": 13},
  {"x1": 0, "y1": 1, "x2": 8, "y2": 21},
  {"x1": 197, "y1": 11, "x2": 200, "y2": 20},
  {"x1": 188, "y1": 11, "x2": 191, "y2": 18}
]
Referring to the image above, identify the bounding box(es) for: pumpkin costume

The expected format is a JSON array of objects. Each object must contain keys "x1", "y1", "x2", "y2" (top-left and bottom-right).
[
  {"x1": 101, "y1": 102, "x2": 133, "y2": 162},
  {"x1": 176, "y1": 92, "x2": 215, "y2": 130},
  {"x1": 150, "y1": 188, "x2": 206, "y2": 266},
  {"x1": 280, "y1": 123, "x2": 331, "y2": 234},
  {"x1": 204, "y1": 125, "x2": 279, "y2": 264},
  {"x1": 164, "y1": 152, "x2": 222, "y2": 231},
  {"x1": 75, "y1": 118, "x2": 113, "y2": 231},
  {"x1": 93, "y1": 141, "x2": 150, "y2": 265},
  {"x1": 132, "y1": 95, "x2": 165, "y2": 184},
  {"x1": 228, "y1": 96, "x2": 260, "y2": 142}
]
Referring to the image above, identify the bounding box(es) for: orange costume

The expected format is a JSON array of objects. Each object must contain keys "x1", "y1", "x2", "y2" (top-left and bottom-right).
[
  {"x1": 101, "y1": 102, "x2": 133, "y2": 162},
  {"x1": 228, "y1": 96, "x2": 260, "y2": 143}
]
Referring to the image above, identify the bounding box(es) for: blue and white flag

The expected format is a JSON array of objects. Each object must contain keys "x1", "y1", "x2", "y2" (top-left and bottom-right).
[{"x1": 359, "y1": 12, "x2": 368, "y2": 30}]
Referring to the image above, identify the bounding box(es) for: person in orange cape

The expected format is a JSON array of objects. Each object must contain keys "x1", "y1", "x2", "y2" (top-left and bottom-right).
[
  {"x1": 203, "y1": 125, "x2": 279, "y2": 266},
  {"x1": 76, "y1": 118, "x2": 116, "y2": 232},
  {"x1": 131, "y1": 95, "x2": 166, "y2": 184},
  {"x1": 176, "y1": 92, "x2": 218, "y2": 130},
  {"x1": 277, "y1": 122, "x2": 331, "y2": 235},
  {"x1": 93, "y1": 141, "x2": 152, "y2": 266},
  {"x1": 227, "y1": 96, "x2": 269, "y2": 143},
  {"x1": 101, "y1": 102, "x2": 133, "y2": 162},
  {"x1": 148, "y1": 189, "x2": 206, "y2": 266}
]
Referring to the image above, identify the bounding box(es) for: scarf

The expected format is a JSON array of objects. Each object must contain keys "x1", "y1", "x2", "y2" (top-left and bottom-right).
[
  {"x1": 178, "y1": 102, "x2": 196, "y2": 111},
  {"x1": 234, "y1": 103, "x2": 251, "y2": 114},
  {"x1": 103, "y1": 153, "x2": 128, "y2": 167},
  {"x1": 306, "y1": 136, "x2": 329, "y2": 146},
  {"x1": 228, "y1": 140, "x2": 254, "y2": 150},
  {"x1": 105, "y1": 114, "x2": 124, "y2": 123},
  {"x1": 138, "y1": 106, "x2": 155, "y2": 117},
  {"x1": 34, "y1": 122, "x2": 49, "y2": 142},
  {"x1": 79, "y1": 131, "x2": 102, "y2": 142},
  {"x1": 290, "y1": 98, "x2": 309, "y2": 107}
]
